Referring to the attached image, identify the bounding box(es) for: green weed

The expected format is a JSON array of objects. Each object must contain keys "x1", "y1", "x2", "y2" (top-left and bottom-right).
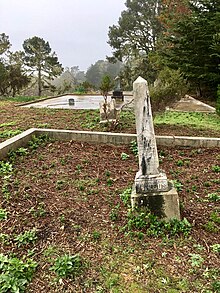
[
  {"x1": 59, "y1": 214, "x2": 65, "y2": 223},
  {"x1": 0, "y1": 209, "x2": 8, "y2": 220},
  {"x1": 0, "y1": 233, "x2": 10, "y2": 245},
  {"x1": 120, "y1": 187, "x2": 132, "y2": 206},
  {"x1": 0, "y1": 121, "x2": 17, "y2": 128},
  {"x1": 50, "y1": 254, "x2": 83, "y2": 279},
  {"x1": 105, "y1": 170, "x2": 111, "y2": 177},
  {"x1": 124, "y1": 210, "x2": 191, "y2": 238},
  {"x1": 0, "y1": 129, "x2": 22, "y2": 138},
  {"x1": 8, "y1": 147, "x2": 29, "y2": 161},
  {"x1": 211, "y1": 244, "x2": 220, "y2": 253},
  {"x1": 211, "y1": 178, "x2": 220, "y2": 184},
  {"x1": 176, "y1": 160, "x2": 184, "y2": 167},
  {"x1": 203, "y1": 221, "x2": 219, "y2": 233},
  {"x1": 4, "y1": 95, "x2": 41, "y2": 103},
  {"x1": 56, "y1": 180, "x2": 66, "y2": 190},
  {"x1": 173, "y1": 179, "x2": 183, "y2": 192},
  {"x1": 92, "y1": 231, "x2": 101, "y2": 241},
  {"x1": 110, "y1": 204, "x2": 120, "y2": 221},
  {"x1": 0, "y1": 253, "x2": 37, "y2": 292},
  {"x1": 107, "y1": 178, "x2": 113, "y2": 186},
  {"x1": 211, "y1": 165, "x2": 220, "y2": 173},
  {"x1": 121, "y1": 152, "x2": 130, "y2": 160},
  {"x1": 29, "y1": 203, "x2": 46, "y2": 218},
  {"x1": 28, "y1": 135, "x2": 50, "y2": 150},
  {"x1": 154, "y1": 112, "x2": 220, "y2": 132},
  {"x1": 188, "y1": 253, "x2": 204, "y2": 267},
  {"x1": 210, "y1": 211, "x2": 220, "y2": 224},
  {"x1": 204, "y1": 181, "x2": 212, "y2": 187},
  {"x1": 212, "y1": 281, "x2": 220, "y2": 292},
  {"x1": 130, "y1": 140, "x2": 138, "y2": 156},
  {"x1": 14, "y1": 229, "x2": 38, "y2": 247},
  {"x1": 1, "y1": 177, "x2": 12, "y2": 200},
  {"x1": 206, "y1": 193, "x2": 220, "y2": 202},
  {"x1": 0, "y1": 161, "x2": 13, "y2": 175}
]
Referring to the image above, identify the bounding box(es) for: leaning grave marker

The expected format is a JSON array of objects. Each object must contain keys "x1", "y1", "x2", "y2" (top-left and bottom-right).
[{"x1": 131, "y1": 76, "x2": 180, "y2": 220}]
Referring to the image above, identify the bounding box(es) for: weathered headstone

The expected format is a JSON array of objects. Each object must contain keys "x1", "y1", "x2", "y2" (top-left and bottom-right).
[
  {"x1": 131, "y1": 76, "x2": 180, "y2": 220},
  {"x1": 68, "y1": 98, "x2": 75, "y2": 106}
]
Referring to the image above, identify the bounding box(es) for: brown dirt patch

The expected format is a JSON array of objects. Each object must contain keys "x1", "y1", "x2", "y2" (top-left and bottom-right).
[{"x1": 0, "y1": 140, "x2": 219, "y2": 292}]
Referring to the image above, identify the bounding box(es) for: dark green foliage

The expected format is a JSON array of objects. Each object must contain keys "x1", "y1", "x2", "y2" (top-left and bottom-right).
[
  {"x1": 0, "y1": 35, "x2": 30, "y2": 96},
  {"x1": 0, "y1": 33, "x2": 11, "y2": 55},
  {"x1": 217, "y1": 85, "x2": 220, "y2": 115},
  {"x1": 108, "y1": 0, "x2": 162, "y2": 87},
  {"x1": 150, "y1": 67, "x2": 189, "y2": 112},
  {"x1": 212, "y1": 281, "x2": 220, "y2": 291},
  {"x1": 0, "y1": 129, "x2": 22, "y2": 139},
  {"x1": 211, "y1": 165, "x2": 220, "y2": 173},
  {"x1": 110, "y1": 204, "x2": 120, "y2": 221},
  {"x1": 0, "y1": 209, "x2": 7, "y2": 221},
  {"x1": 100, "y1": 75, "x2": 114, "y2": 98},
  {"x1": 108, "y1": 0, "x2": 162, "y2": 60},
  {"x1": 124, "y1": 209, "x2": 191, "y2": 237},
  {"x1": 159, "y1": 0, "x2": 220, "y2": 97}
]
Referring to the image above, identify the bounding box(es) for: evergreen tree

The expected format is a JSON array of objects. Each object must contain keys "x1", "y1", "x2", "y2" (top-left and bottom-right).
[
  {"x1": 0, "y1": 34, "x2": 29, "y2": 96},
  {"x1": 86, "y1": 60, "x2": 122, "y2": 88},
  {"x1": 159, "y1": 0, "x2": 220, "y2": 97},
  {"x1": 7, "y1": 51, "x2": 30, "y2": 96},
  {"x1": 23, "y1": 36, "x2": 63, "y2": 96},
  {"x1": 108, "y1": 0, "x2": 162, "y2": 86},
  {"x1": 0, "y1": 33, "x2": 10, "y2": 55}
]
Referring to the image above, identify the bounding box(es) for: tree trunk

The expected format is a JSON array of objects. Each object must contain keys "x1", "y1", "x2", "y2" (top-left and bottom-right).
[
  {"x1": 38, "y1": 67, "x2": 42, "y2": 96},
  {"x1": 196, "y1": 84, "x2": 202, "y2": 97}
]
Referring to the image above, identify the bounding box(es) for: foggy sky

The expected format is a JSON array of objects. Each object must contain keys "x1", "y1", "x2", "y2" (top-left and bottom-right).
[{"x1": 0, "y1": 0, "x2": 126, "y2": 71}]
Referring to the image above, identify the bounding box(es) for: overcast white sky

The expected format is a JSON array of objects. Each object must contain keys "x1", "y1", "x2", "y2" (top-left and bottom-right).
[{"x1": 0, "y1": 0, "x2": 126, "y2": 71}]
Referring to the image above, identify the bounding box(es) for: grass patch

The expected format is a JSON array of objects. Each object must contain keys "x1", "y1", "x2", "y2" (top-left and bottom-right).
[
  {"x1": 154, "y1": 112, "x2": 220, "y2": 132},
  {"x1": 0, "y1": 96, "x2": 42, "y2": 103}
]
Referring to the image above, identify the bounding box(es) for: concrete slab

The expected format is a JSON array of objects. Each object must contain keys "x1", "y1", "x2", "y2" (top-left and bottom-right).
[
  {"x1": 21, "y1": 94, "x2": 134, "y2": 110},
  {"x1": 169, "y1": 95, "x2": 216, "y2": 113},
  {"x1": 1, "y1": 129, "x2": 220, "y2": 161}
]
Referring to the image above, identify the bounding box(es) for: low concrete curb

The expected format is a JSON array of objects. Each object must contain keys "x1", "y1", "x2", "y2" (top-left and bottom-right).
[{"x1": 0, "y1": 128, "x2": 220, "y2": 160}]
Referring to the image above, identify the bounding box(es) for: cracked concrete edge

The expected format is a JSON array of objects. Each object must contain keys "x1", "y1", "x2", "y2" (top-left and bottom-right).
[{"x1": 0, "y1": 128, "x2": 220, "y2": 160}]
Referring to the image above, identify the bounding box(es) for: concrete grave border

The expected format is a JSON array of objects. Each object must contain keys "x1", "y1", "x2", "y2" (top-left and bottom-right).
[{"x1": 0, "y1": 128, "x2": 220, "y2": 160}]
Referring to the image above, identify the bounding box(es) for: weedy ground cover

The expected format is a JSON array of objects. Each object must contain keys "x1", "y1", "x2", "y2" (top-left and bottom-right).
[
  {"x1": 154, "y1": 111, "x2": 220, "y2": 132},
  {"x1": 0, "y1": 137, "x2": 219, "y2": 292},
  {"x1": 0, "y1": 99, "x2": 220, "y2": 143}
]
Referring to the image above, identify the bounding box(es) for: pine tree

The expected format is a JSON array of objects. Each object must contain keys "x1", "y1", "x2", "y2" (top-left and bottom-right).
[
  {"x1": 159, "y1": 0, "x2": 220, "y2": 97},
  {"x1": 23, "y1": 36, "x2": 63, "y2": 96}
]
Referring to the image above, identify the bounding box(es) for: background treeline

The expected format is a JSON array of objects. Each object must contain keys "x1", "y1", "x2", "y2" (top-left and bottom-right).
[
  {"x1": 0, "y1": 34, "x2": 123, "y2": 97},
  {"x1": 1, "y1": 0, "x2": 220, "y2": 111},
  {"x1": 108, "y1": 0, "x2": 220, "y2": 107}
]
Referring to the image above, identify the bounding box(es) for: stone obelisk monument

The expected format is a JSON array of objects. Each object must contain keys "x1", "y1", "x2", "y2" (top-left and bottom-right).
[{"x1": 131, "y1": 77, "x2": 180, "y2": 220}]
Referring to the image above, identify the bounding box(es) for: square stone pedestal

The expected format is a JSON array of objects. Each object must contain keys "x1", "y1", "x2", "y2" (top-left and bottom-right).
[{"x1": 131, "y1": 181, "x2": 180, "y2": 221}]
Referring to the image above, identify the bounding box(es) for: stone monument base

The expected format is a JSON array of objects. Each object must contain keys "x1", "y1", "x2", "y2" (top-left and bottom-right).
[
  {"x1": 111, "y1": 90, "x2": 124, "y2": 101},
  {"x1": 131, "y1": 181, "x2": 180, "y2": 221}
]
